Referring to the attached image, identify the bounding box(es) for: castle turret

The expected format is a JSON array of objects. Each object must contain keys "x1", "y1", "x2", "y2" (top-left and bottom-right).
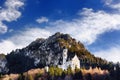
[
  {"x1": 63, "y1": 48, "x2": 68, "y2": 59},
  {"x1": 61, "y1": 48, "x2": 68, "y2": 69}
]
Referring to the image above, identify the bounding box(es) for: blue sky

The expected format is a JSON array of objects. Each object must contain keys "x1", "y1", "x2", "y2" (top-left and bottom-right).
[{"x1": 0, "y1": 0, "x2": 120, "y2": 62}]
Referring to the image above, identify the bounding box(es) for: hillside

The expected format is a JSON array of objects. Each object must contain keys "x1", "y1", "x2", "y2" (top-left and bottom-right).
[{"x1": 0, "y1": 32, "x2": 108, "y2": 74}]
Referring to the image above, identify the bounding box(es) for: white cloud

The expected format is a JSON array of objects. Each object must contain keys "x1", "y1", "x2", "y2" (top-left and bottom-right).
[
  {"x1": 0, "y1": 22, "x2": 7, "y2": 33},
  {"x1": 1, "y1": 7, "x2": 120, "y2": 54},
  {"x1": 104, "y1": 0, "x2": 120, "y2": 10},
  {"x1": 0, "y1": 28, "x2": 51, "y2": 54},
  {"x1": 36, "y1": 17, "x2": 49, "y2": 24},
  {"x1": 111, "y1": 3, "x2": 120, "y2": 9},
  {"x1": 0, "y1": 40, "x2": 22, "y2": 54},
  {"x1": 94, "y1": 45, "x2": 120, "y2": 63},
  {"x1": 46, "y1": 8, "x2": 120, "y2": 45},
  {"x1": 0, "y1": 0, "x2": 24, "y2": 33},
  {"x1": 9, "y1": 28, "x2": 51, "y2": 46},
  {"x1": 8, "y1": 29, "x2": 14, "y2": 33}
]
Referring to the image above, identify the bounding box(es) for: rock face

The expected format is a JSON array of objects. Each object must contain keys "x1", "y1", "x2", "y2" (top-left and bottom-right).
[
  {"x1": 0, "y1": 32, "x2": 107, "y2": 74},
  {"x1": 0, "y1": 54, "x2": 8, "y2": 74},
  {"x1": 6, "y1": 32, "x2": 75, "y2": 73}
]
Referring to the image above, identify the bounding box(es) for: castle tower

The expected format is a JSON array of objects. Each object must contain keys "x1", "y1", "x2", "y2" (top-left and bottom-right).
[
  {"x1": 63, "y1": 48, "x2": 67, "y2": 58},
  {"x1": 63, "y1": 48, "x2": 68, "y2": 64},
  {"x1": 61, "y1": 48, "x2": 68, "y2": 70}
]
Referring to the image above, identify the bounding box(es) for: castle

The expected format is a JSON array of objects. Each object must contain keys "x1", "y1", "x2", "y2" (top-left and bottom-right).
[{"x1": 59, "y1": 48, "x2": 80, "y2": 70}]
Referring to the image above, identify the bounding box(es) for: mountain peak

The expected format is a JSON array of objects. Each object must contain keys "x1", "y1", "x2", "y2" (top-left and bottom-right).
[
  {"x1": 49, "y1": 32, "x2": 72, "y2": 41},
  {"x1": 54, "y1": 32, "x2": 61, "y2": 37},
  {"x1": 2, "y1": 32, "x2": 107, "y2": 73}
]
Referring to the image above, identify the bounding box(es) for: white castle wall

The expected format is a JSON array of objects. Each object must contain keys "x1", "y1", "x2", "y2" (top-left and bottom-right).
[{"x1": 59, "y1": 48, "x2": 80, "y2": 70}]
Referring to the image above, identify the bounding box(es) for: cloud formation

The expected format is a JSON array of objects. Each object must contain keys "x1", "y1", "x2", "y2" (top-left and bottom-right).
[
  {"x1": 36, "y1": 17, "x2": 49, "y2": 24},
  {"x1": 1, "y1": 7, "x2": 120, "y2": 54},
  {"x1": 105, "y1": 0, "x2": 120, "y2": 10},
  {"x1": 94, "y1": 45, "x2": 120, "y2": 63},
  {"x1": 46, "y1": 8, "x2": 120, "y2": 45},
  {"x1": 0, "y1": 0, "x2": 24, "y2": 33},
  {"x1": 0, "y1": 28, "x2": 51, "y2": 54}
]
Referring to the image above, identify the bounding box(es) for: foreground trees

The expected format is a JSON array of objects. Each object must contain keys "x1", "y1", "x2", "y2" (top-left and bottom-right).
[{"x1": 1, "y1": 64, "x2": 120, "y2": 80}]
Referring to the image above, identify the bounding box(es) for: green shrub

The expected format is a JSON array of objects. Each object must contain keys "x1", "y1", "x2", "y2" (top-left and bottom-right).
[
  {"x1": 28, "y1": 74, "x2": 34, "y2": 80},
  {"x1": 49, "y1": 66, "x2": 63, "y2": 77}
]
